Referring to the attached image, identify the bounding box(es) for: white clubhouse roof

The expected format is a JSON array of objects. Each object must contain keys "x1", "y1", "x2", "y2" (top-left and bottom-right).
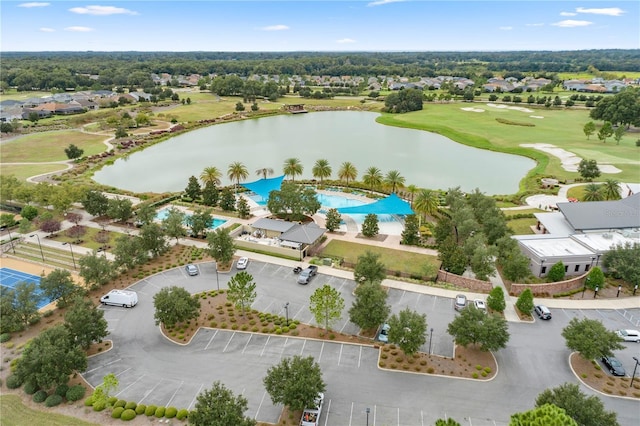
[
  {"x1": 534, "y1": 212, "x2": 574, "y2": 236},
  {"x1": 516, "y1": 235, "x2": 594, "y2": 258},
  {"x1": 571, "y1": 231, "x2": 640, "y2": 252}
]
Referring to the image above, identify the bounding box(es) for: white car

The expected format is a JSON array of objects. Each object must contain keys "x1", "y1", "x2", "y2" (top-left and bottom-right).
[
  {"x1": 236, "y1": 257, "x2": 249, "y2": 270},
  {"x1": 616, "y1": 329, "x2": 640, "y2": 343},
  {"x1": 185, "y1": 264, "x2": 199, "y2": 276},
  {"x1": 473, "y1": 299, "x2": 487, "y2": 312}
]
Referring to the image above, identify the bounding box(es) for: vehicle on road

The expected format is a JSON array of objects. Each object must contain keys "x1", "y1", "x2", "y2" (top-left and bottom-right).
[
  {"x1": 100, "y1": 290, "x2": 138, "y2": 308},
  {"x1": 473, "y1": 299, "x2": 487, "y2": 312},
  {"x1": 297, "y1": 266, "x2": 318, "y2": 284},
  {"x1": 236, "y1": 257, "x2": 249, "y2": 270},
  {"x1": 300, "y1": 392, "x2": 324, "y2": 426},
  {"x1": 454, "y1": 294, "x2": 467, "y2": 311},
  {"x1": 534, "y1": 305, "x2": 552, "y2": 320},
  {"x1": 601, "y1": 356, "x2": 626, "y2": 376},
  {"x1": 616, "y1": 329, "x2": 640, "y2": 343},
  {"x1": 377, "y1": 323, "x2": 390, "y2": 343},
  {"x1": 185, "y1": 264, "x2": 199, "y2": 276}
]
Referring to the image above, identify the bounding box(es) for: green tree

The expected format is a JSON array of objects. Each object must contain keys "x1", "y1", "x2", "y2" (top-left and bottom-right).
[
  {"x1": 582, "y1": 183, "x2": 604, "y2": 201},
  {"x1": 486, "y1": 286, "x2": 506, "y2": 313},
  {"x1": 338, "y1": 161, "x2": 357, "y2": 187},
  {"x1": 435, "y1": 419, "x2": 461, "y2": 426},
  {"x1": 384, "y1": 88, "x2": 423, "y2": 113},
  {"x1": 309, "y1": 284, "x2": 345, "y2": 331},
  {"x1": 497, "y1": 239, "x2": 531, "y2": 282},
  {"x1": 361, "y1": 213, "x2": 379, "y2": 238},
  {"x1": 348, "y1": 282, "x2": 390, "y2": 331},
  {"x1": 0, "y1": 288, "x2": 23, "y2": 333},
  {"x1": 64, "y1": 144, "x2": 84, "y2": 160},
  {"x1": 384, "y1": 170, "x2": 405, "y2": 193},
  {"x1": 255, "y1": 167, "x2": 274, "y2": 180},
  {"x1": 590, "y1": 88, "x2": 640, "y2": 128},
  {"x1": 153, "y1": 286, "x2": 201, "y2": 328},
  {"x1": 401, "y1": 214, "x2": 420, "y2": 246},
  {"x1": 139, "y1": 222, "x2": 169, "y2": 257},
  {"x1": 535, "y1": 383, "x2": 619, "y2": 426},
  {"x1": 585, "y1": 266, "x2": 605, "y2": 289},
  {"x1": 13, "y1": 282, "x2": 41, "y2": 326},
  {"x1": 227, "y1": 161, "x2": 249, "y2": 191},
  {"x1": 226, "y1": 272, "x2": 257, "y2": 315},
  {"x1": 64, "y1": 296, "x2": 108, "y2": 350},
  {"x1": 39, "y1": 269, "x2": 83, "y2": 308},
  {"x1": 613, "y1": 126, "x2": 625, "y2": 145},
  {"x1": 311, "y1": 159, "x2": 332, "y2": 183},
  {"x1": 601, "y1": 179, "x2": 621, "y2": 200},
  {"x1": 91, "y1": 373, "x2": 118, "y2": 411},
  {"x1": 597, "y1": 121, "x2": 614, "y2": 143},
  {"x1": 112, "y1": 235, "x2": 148, "y2": 271},
  {"x1": 200, "y1": 166, "x2": 222, "y2": 186},
  {"x1": 189, "y1": 381, "x2": 256, "y2": 426},
  {"x1": 20, "y1": 205, "x2": 38, "y2": 221},
  {"x1": 263, "y1": 355, "x2": 325, "y2": 412},
  {"x1": 184, "y1": 176, "x2": 202, "y2": 200},
  {"x1": 134, "y1": 202, "x2": 156, "y2": 227},
  {"x1": 561, "y1": 317, "x2": 624, "y2": 360},
  {"x1": 324, "y1": 208, "x2": 342, "y2": 232},
  {"x1": 202, "y1": 181, "x2": 220, "y2": 207},
  {"x1": 354, "y1": 251, "x2": 386, "y2": 284},
  {"x1": 413, "y1": 189, "x2": 440, "y2": 222},
  {"x1": 236, "y1": 197, "x2": 250, "y2": 219},
  {"x1": 282, "y1": 157, "x2": 303, "y2": 182},
  {"x1": 470, "y1": 244, "x2": 496, "y2": 281},
  {"x1": 362, "y1": 166, "x2": 383, "y2": 191},
  {"x1": 235, "y1": 101, "x2": 245, "y2": 111},
  {"x1": 219, "y1": 187, "x2": 236, "y2": 211},
  {"x1": 162, "y1": 207, "x2": 186, "y2": 243},
  {"x1": 447, "y1": 306, "x2": 509, "y2": 351},
  {"x1": 547, "y1": 261, "x2": 565, "y2": 282},
  {"x1": 577, "y1": 159, "x2": 600, "y2": 181},
  {"x1": 602, "y1": 242, "x2": 640, "y2": 284},
  {"x1": 79, "y1": 251, "x2": 116, "y2": 290},
  {"x1": 186, "y1": 208, "x2": 213, "y2": 238},
  {"x1": 515, "y1": 288, "x2": 534, "y2": 315},
  {"x1": 83, "y1": 190, "x2": 109, "y2": 217},
  {"x1": 106, "y1": 197, "x2": 133, "y2": 223},
  {"x1": 387, "y1": 308, "x2": 427, "y2": 355},
  {"x1": 510, "y1": 404, "x2": 577, "y2": 426},
  {"x1": 15, "y1": 325, "x2": 87, "y2": 391},
  {"x1": 267, "y1": 182, "x2": 320, "y2": 221},
  {"x1": 207, "y1": 227, "x2": 236, "y2": 267}
]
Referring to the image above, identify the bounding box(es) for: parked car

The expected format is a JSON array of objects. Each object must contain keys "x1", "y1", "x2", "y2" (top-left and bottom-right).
[
  {"x1": 100, "y1": 290, "x2": 138, "y2": 308},
  {"x1": 601, "y1": 356, "x2": 626, "y2": 376},
  {"x1": 297, "y1": 266, "x2": 318, "y2": 285},
  {"x1": 300, "y1": 392, "x2": 324, "y2": 426},
  {"x1": 454, "y1": 294, "x2": 467, "y2": 311},
  {"x1": 473, "y1": 299, "x2": 487, "y2": 312},
  {"x1": 616, "y1": 329, "x2": 640, "y2": 343},
  {"x1": 534, "y1": 305, "x2": 552, "y2": 320},
  {"x1": 236, "y1": 257, "x2": 249, "y2": 270},
  {"x1": 377, "y1": 323, "x2": 390, "y2": 343},
  {"x1": 185, "y1": 264, "x2": 199, "y2": 276}
]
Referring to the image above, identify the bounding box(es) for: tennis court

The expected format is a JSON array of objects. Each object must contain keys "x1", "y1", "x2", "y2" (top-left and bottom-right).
[{"x1": 0, "y1": 267, "x2": 52, "y2": 309}]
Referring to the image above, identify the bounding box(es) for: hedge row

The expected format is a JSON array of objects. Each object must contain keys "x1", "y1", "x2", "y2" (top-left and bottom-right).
[
  {"x1": 4, "y1": 375, "x2": 85, "y2": 408},
  {"x1": 106, "y1": 400, "x2": 188, "y2": 422}
]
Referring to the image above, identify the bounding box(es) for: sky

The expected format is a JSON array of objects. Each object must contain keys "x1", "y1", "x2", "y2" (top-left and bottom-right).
[{"x1": 1, "y1": 1, "x2": 638, "y2": 52}]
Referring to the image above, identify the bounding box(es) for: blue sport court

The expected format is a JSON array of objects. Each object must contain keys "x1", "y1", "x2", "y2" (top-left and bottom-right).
[{"x1": 0, "y1": 267, "x2": 52, "y2": 309}]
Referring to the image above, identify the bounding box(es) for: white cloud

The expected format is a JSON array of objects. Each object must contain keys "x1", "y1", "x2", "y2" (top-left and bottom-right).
[
  {"x1": 499, "y1": 26, "x2": 513, "y2": 31},
  {"x1": 18, "y1": 2, "x2": 50, "y2": 7},
  {"x1": 39, "y1": 27, "x2": 55, "y2": 32},
  {"x1": 260, "y1": 24, "x2": 289, "y2": 31},
  {"x1": 560, "y1": 12, "x2": 577, "y2": 16},
  {"x1": 552, "y1": 20, "x2": 593, "y2": 28},
  {"x1": 64, "y1": 26, "x2": 94, "y2": 32},
  {"x1": 69, "y1": 5, "x2": 138, "y2": 16},
  {"x1": 526, "y1": 23, "x2": 545, "y2": 27},
  {"x1": 368, "y1": 0, "x2": 405, "y2": 7},
  {"x1": 576, "y1": 7, "x2": 625, "y2": 16},
  {"x1": 336, "y1": 38, "x2": 356, "y2": 44}
]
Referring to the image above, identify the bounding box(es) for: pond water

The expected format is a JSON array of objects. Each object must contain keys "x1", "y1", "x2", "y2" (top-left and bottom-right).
[{"x1": 93, "y1": 111, "x2": 534, "y2": 194}]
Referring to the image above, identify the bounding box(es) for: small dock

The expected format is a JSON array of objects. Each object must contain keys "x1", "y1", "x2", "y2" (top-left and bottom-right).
[{"x1": 284, "y1": 104, "x2": 307, "y2": 114}]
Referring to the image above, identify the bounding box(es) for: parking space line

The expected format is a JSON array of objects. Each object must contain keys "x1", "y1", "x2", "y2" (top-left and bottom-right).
[
  {"x1": 399, "y1": 290, "x2": 406, "y2": 304},
  {"x1": 616, "y1": 309, "x2": 640, "y2": 327},
  {"x1": 115, "y1": 374, "x2": 145, "y2": 397},
  {"x1": 318, "y1": 342, "x2": 325, "y2": 362},
  {"x1": 338, "y1": 344, "x2": 343, "y2": 365},
  {"x1": 373, "y1": 405, "x2": 377, "y2": 426},
  {"x1": 293, "y1": 305, "x2": 305, "y2": 319},
  {"x1": 414, "y1": 294, "x2": 421, "y2": 310},
  {"x1": 85, "y1": 358, "x2": 122, "y2": 374},
  {"x1": 164, "y1": 380, "x2": 184, "y2": 406},
  {"x1": 222, "y1": 332, "x2": 236, "y2": 352},
  {"x1": 137, "y1": 378, "x2": 164, "y2": 404},
  {"x1": 433, "y1": 295, "x2": 437, "y2": 310},
  {"x1": 339, "y1": 320, "x2": 349, "y2": 333},
  {"x1": 114, "y1": 367, "x2": 131, "y2": 377},
  {"x1": 242, "y1": 334, "x2": 253, "y2": 354},
  {"x1": 420, "y1": 410, "x2": 424, "y2": 426},
  {"x1": 263, "y1": 300, "x2": 275, "y2": 313},
  {"x1": 595, "y1": 309, "x2": 607, "y2": 319},
  {"x1": 358, "y1": 346, "x2": 362, "y2": 368},
  {"x1": 254, "y1": 391, "x2": 268, "y2": 420},
  {"x1": 349, "y1": 401, "x2": 354, "y2": 426},
  {"x1": 260, "y1": 336, "x2": 272, "y2": 357},
  {"x1": 323, "y1": 399, "x2": 332, "y2": 426},
  {"x1": 204, "y1": 329, "x2": 219, "y2": 350},
  {"x1": 397, "y1": 407, "x2": 400, "y2": 425},
  {"x1": 187, "y1": 383, "x2": 204, "y2": 410},
  {"x1": 300, "y1": 339, "x2": 306, "y2": 355},
  {"x1": 280, "y1": 338, "x2": 288, "y2": 359}
]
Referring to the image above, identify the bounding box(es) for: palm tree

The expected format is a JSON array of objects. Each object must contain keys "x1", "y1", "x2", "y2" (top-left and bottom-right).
[
  {"x1": 338, "y1": 162, "x2": 358, "y2": 187},
  {"x1": 362, "y1": 166, "x2": 383, "y2": 191},
  {"x1": 384, "y1": 170, "x2": 405, "y2": 193},
  {"x1": 200, "y1": 166, "x2": 222, "y2": 186},
  {"x1": 582, "y1": 183, "x2": 604, "y2": 202},
  {"x1": 312, "y1": 159, "x2": 332, "y2": 183},
  {"x1": 227, "y1": 161, "x2": 249, "y2": 192},
  {"x1": 405, "y1": 184, "x2": 418, "y2": 207},
  {"x1": 414, "y1": 189, "x2": 440, "y2": 224},
  {"x1": 255, "y1": 167, "x2": 274, "y2": 180},
  {"x1": 283, "y1": 158, "x2": 303, "y2": 182},
  {"x1": 601, "y1": 179, "x2": 621, "y2": 200}
]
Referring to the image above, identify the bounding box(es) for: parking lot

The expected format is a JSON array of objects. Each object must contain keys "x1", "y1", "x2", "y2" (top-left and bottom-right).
[{"x1": 87, "y1": 260, "x2": 640, "y2": 425}]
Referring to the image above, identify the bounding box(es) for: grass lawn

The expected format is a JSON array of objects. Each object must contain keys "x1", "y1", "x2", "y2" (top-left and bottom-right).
[
  {"x1": 0, "y1": 395, "x2": 98, "y2": 426},
  {"x1": 0, "y1": 163, "x2": 69, "y2": 182},
  {"x1": 507, "y1": 218, "x2": 537, "y2": 235},
  {"x1": 567, "y1": 185, "x2": 588, "y2": 200},
  {"x1": 1, "y1": 130, "x2": 107, "y2": 162},
  {"x1": 502, "y1": 208, "x2": 544, "y2": 216},
  {"x1": 319, "y1": 239, "x2": 438, "y2": 276}
]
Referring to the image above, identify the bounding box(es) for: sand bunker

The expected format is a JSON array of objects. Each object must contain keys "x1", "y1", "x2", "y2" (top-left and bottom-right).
[
  {"x1": 461, "y1": 107, "x2": 485, "y2": 113},
  {"x1": 486, "y1": 103, "x2": 533, "y2": 113},
  {"x1": 529, "y1": 115, "x2": 544, "y2": 119},
  {"x1": 520, "y1": 143, "x2": 622, "y2": 173}
]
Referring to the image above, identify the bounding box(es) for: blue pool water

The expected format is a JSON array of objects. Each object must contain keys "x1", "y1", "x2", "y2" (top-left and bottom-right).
[
  {"x1": 0, "y1": 268, "x2": 53, "y2": 309},
  {"x1": 248, "y1": 193, "x2": 369, "y2": 209},
  {"x1": 155, "y1": 208, "x2": 227, "y2": 229}
]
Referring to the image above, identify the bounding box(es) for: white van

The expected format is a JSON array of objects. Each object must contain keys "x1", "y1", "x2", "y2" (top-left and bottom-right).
[{"x1": 100, "y1": 290, "x2": 138, "y2": 308}]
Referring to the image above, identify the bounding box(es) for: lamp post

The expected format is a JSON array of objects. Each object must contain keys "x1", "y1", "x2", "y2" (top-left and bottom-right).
[
  {"x1": 6, "y1": 227, "x2": 15, "y2": 254},
  {"x1": 539, "y1": 259, "x2": 545, "y2": 277},
  {"x1": 366, "y1": 407, "x2": 370, "y2": 426},
  {"x1": 589, "y1": 256, "x2": 595, "y2": 271},
  {"x1": 594, "y1": 285, "x2": 599, "y2": 299},
  {"x1": 429, "y1": 328, "x2": 434, "y2": 355},
  {"x1": 62, "y1": 242, "x2": 76, "y2": 269},
  {"x1": 284, "y1": 302, "x2": 289, "y2": 326},
  {"x1": 617, "y1": 285, "x2": 622, "y2": 298},
  {"x1": 583, "y1": 275, "x2": 590, "y2": 298},
  {"x1": 214, "y1": 262, "x2": 220, "y2": 291},
  {"x1": 631, "y1": 357, "x2": 639, "y2": 388},
  {"x1": 29, "y1": 234, "x2": 45, "y2": 263},
  {"x1": 444, "y1": 267, "x2": 449, "y2": 283}
]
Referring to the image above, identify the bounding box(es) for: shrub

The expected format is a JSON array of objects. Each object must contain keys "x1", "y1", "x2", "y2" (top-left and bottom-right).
[
  {"x1": 475, "y1": 365, "x2": 483, "y2": 371},
  {"x1": 135, "y1": 403, "x2": 147, "y2": 414},
  {"x1": 32, "y1": 390, "x2": 48, "y2": 403},
  {"x1": 165, "y1": 406, "x2": 178, "y2": 418},
  {"x1": 155, "y1": 406, "x2": 166, "y2": 418},
  {"x1": 121, "y1": 409, "x2": 136, "y2": 421},
  {"x1": 176, "y1": 409, "x2": 189, "y2": 420},
  {"x1": 112, "y1": 407, "x2": 125, "y2": 418},
  {"x1": 24, "y1": 381, "x2": 39, "y2": 395},
  {"x1": 472, "y1": 372, "x2": 479, "y2": 379},
  {"x1": 484, "y1": 367, "x2": 492, "y2": 374},
  {"x1": 125, "y1": 401, "x2": 137, "y2": 410},
  {"x1": 145, "y1": 405, "x2": 157, "y2": 416},
  {"x1": 108, "y1": 396, "x2": 118, "y2": 406},
  {"x1": 54, "y1": 384, "x2": 69, "y2": 397},
  {"x1": 45, "y1": 394, "x2": 63, "y2": 407},
  {"x1": 516, "y1": 288, "x2": 534, "y2": 314},
  {"x1": 84, "y1": 396, "x2": 95, "y2": 407},
  {"x1": 93, "y1": 400, "x2": 107, "y2": 411},
  {"x1": 5, "y1": 374, "x2": 22, "y2": 389},
  {"x1": 114, "y1": 399, "x2": 126, "y2": 408},
  {"x1": 547, "y1": 261, "x2": 566, "y2": 282},
  {"x1": 0, "y1": 333, "x2": 11, "y2": 343}
]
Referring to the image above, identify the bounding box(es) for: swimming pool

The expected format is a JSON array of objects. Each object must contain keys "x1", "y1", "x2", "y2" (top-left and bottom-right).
[
  {"x1": 155, "y1": 208, "x2": 227, "y2": 229},
  {"x1": 0, "y1": 268, "x2": 53, "y2": 309},
  {"x1": 248, "y1": 192, "x2": 369, "y2": 209}
]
